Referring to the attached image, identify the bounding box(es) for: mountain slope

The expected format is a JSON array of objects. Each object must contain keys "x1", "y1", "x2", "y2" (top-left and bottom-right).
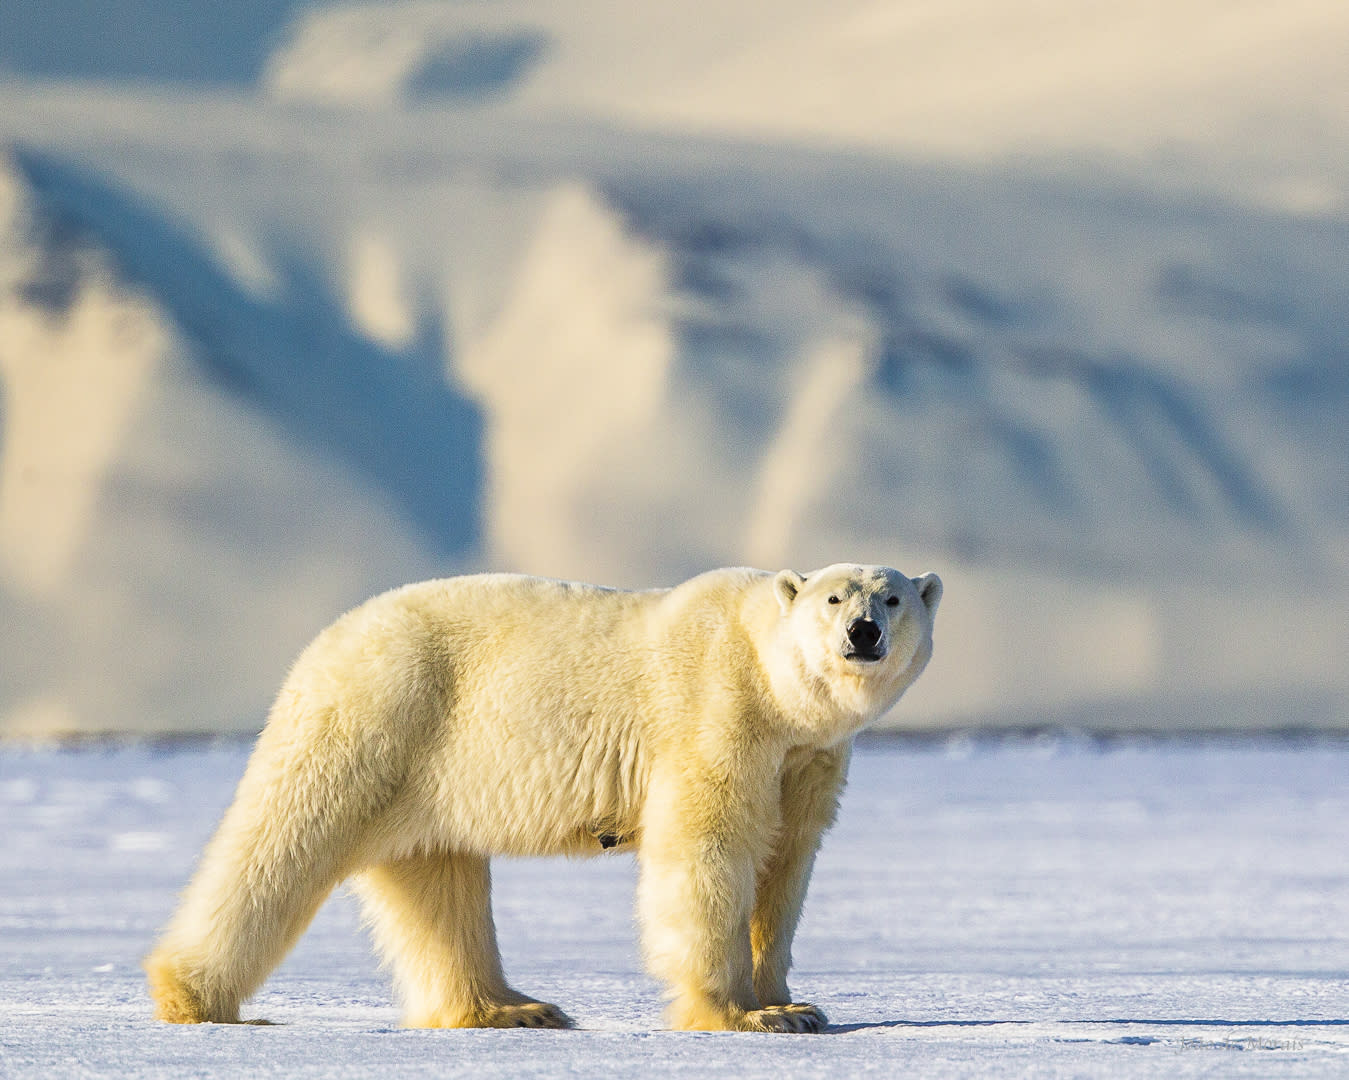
[{"x1": 0, "y1": 1, "x2": 1345, "y2": 735}]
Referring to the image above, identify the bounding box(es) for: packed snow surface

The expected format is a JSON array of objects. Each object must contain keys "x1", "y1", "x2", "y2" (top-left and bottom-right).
[{"x1": 2, "y1": 737, "x2": 1347, "y2": 1077}]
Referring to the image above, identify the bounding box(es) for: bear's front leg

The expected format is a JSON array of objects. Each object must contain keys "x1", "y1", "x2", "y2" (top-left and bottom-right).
[
  {"x1": 636, "y1": 763, "x2": 818, "y2": 1033},
  {"x1": 747, "y1": 746, "x2": 849, "y2": 1033}
]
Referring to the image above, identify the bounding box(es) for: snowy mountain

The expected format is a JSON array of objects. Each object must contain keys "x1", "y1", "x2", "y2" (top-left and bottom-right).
[{"x1": 1, "y1": 1, "x2": 1346, "y2": 735}]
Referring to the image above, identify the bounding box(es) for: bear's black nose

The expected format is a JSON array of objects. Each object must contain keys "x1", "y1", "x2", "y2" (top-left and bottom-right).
[{"x1": 847, "y1": 618, "x2": 881, "y2": 650}]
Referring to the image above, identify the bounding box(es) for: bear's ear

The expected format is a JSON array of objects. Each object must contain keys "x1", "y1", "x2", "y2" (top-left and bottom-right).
[
  {"x1": 774, "y1": 569, "x2": 806, "y2": 613},
  {"x1": 913, "y1": 572, "x2": 942, "y2": 615}
]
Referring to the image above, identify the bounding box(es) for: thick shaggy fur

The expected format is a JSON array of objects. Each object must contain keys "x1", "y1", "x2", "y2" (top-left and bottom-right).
[{"x1": 146, "y1": 564, "x2": 941, "y2": 1032}]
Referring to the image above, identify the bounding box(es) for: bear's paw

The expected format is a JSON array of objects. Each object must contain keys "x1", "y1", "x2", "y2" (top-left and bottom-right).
[
  {"x1": 478, "y1": 1000, "x2": 575, "y2": 1029},
  {"x1": 405, "y1": 997, "x2": 574, "y2": 1029},
  {"x1": 744, "y1": 1003, "x2": 828, "y2": 1034}
]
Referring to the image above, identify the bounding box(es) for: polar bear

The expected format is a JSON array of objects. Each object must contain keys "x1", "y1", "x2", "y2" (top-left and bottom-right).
[{"x1": 146, "y1": 563, "x2": 941, "y2": 1033}]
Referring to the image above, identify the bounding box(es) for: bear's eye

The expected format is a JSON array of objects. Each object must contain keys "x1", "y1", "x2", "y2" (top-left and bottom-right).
[
  {"x1": 827, "y1": 595, "x2": 841, "y2": 605},
  {"x1": 886, "y1": 596, "x2": 900, "y2": 607}
]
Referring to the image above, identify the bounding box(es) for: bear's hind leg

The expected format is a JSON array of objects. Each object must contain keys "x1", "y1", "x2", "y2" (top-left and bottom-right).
[
  {"x1": 145, "y1": 798, "x2": 357, "y2": 1024},
  {"x1": 354, "y1": 852, "x2": 572, "y2": 1029},
  {"x1": 145, "y1": 711, "x2": 403, "y2": 1025}
]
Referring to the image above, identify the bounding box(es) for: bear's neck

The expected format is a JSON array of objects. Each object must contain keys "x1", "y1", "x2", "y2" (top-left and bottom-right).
[{"x1": 744, "y1": 595, "x2": 886, "y2": 747}]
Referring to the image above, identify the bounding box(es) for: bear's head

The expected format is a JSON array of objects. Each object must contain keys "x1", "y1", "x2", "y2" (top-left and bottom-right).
[{"x1": 772, "y1": 563, "x2": 942, "y2": 728}]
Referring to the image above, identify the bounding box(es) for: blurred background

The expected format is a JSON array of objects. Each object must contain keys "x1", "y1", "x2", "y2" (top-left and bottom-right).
[{"x1": 0, "y1": 0, "x2": 1345, "y2": 738}]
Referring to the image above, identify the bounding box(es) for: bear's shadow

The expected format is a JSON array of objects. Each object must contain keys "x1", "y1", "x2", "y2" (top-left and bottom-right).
[{"x1": 826, "y1": 1016, "x2": 1349, "y2": 1035}]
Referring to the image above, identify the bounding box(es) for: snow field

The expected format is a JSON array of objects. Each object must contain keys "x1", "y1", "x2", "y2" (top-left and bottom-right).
[{"x1": 2, "y1": 737, "x2": 1348, "y2": 1077}]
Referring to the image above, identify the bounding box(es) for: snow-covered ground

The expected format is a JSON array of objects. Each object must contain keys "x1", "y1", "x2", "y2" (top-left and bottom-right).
[{"x1": 2, "y1": 737, "x2": 1347, "y2": 1077}]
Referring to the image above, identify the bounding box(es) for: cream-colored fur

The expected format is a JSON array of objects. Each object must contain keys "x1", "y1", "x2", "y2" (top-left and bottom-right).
[{"x1": 145, "y1": 563, "x2": 941, "y2": 1032}]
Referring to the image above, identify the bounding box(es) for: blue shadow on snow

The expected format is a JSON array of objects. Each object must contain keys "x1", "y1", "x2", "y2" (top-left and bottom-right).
[{"x1": 15, "y1": 149, "x2": 484, "y2": 559}]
